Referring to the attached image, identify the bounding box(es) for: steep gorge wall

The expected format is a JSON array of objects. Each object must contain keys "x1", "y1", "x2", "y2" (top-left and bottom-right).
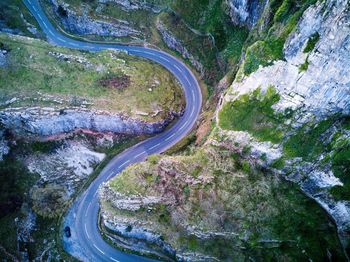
[
  {"x1": 0, "y1": 107, "x2": 171, "y2": 140},
  {"x1": 226, "y1": 0, "x2": 269, "y2": 28},
  {"x1": 48, "y1": 0, "x2": 141, "y2": 38},
  {"x1": 221, "y1": 0, "x2": 350, "y2": 252}
]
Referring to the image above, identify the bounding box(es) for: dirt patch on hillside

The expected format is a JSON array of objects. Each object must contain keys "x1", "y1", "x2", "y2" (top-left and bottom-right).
[{"x1": 98, "y1": 74, "x2": 131, "y2": 90}]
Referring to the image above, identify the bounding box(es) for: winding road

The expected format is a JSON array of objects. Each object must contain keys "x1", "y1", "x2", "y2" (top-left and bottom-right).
[{"x1": 23, "y1": 0, "x2": 202, "y2": 261}]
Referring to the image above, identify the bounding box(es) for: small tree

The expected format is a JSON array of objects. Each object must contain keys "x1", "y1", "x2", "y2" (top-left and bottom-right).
[{"x1": 57, "y1": 5, "x2": 67, "y2": 17}]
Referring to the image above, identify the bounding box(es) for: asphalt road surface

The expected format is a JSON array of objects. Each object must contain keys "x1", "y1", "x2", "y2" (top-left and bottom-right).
[{"x1": 23, "y1": 0, "x2": 202, "y2": 260}]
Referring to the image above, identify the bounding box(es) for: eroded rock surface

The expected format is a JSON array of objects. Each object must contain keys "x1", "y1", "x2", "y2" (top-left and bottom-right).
[
  {"x1": 49, "y1": 0, "x2": 141, "y2": 37},
  {"x1": 226, "y1": 0, "x2": 268, "y2": 28},
  {"x1": 0, "y1": 107, "x2": 171, "y2": 139},
  {"x1": 98, "y1": 0, "x2": 162, "y2": 12},
  {"x1": 226, "y1": 0, "x2": 350, "y2": 116},
  {"x1": 222, "y1": 0, "x2": 350, "y2": 252},
  {"x1": 157, "y1": 20, "x2": 204, "y2": 77}
]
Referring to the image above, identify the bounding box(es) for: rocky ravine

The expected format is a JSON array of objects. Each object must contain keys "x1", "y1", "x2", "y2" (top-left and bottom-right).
[{"x1": 99, "y1": 0, "x2": 350, "y2": 260}]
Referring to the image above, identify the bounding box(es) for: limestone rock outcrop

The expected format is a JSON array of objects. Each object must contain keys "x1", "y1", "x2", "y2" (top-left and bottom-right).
[
  {"x1": 49, "y1": 0, "x2": 141, "y2": 38},
  {"x1": 0, "y1": 107, "x2": 171, "y2": 139},
  {"x1": 226, "y1": 0, "x2": 268, "y2": 28}
]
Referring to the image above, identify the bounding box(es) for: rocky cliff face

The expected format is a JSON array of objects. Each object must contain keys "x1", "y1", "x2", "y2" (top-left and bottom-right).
[
  {"x1": 98, "y1": 0, "x2": 162, "y2": 12},
  {"x1": 49, "y1": 0, "x2": 141, "y2": 38},
  {"x1": 227, "y1": 0, "x2": 350, "y2": 116},
  {"x1": 226, "y1": 0, "x2": 268, "y2": 28},
  {"x1": 0, "y1": 107, "x2": 171, "y2": 140},
  {"x1": 220, "y1": 0, "x2": 350, "y2": 253},
  {"x1": 156, "y1": 20, "x2": 205, "y2": 78}
]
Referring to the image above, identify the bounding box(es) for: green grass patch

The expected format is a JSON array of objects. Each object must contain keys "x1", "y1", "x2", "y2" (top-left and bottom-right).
[
  {"x1": 219, "y1": 86, "x2": 285, "y2": 143},
  {"x1": 243, "y1": 38, "x2": 284, "y2": 75},
  {"x1": 283, "y1": 118, "x2": 334, "y2": 161}
]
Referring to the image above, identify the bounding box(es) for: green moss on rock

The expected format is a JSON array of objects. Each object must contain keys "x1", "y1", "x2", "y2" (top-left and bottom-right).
[{"x1": 219, "y1": 86, "x2": 285, "y2": 143}]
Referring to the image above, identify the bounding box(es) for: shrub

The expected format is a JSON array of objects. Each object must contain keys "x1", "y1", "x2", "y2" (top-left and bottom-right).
[
  {"x1": 57, "y1": 5, "x2": 67, "y2": 17},
  {"x1": 303, "y1": 32, "x2": 320, "y2": 53},
  {"x1": 299, "y1": 58, "x2": 309, "y2": 72}
]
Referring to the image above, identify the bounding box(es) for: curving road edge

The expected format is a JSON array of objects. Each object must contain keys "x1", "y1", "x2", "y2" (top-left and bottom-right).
[{"x1": 23, "y1": 0, "x2": 202, "y2": 261}]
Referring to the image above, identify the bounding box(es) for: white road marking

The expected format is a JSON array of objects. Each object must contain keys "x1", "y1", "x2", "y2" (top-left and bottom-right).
[
  {"x1": 149, "y1": 143, "x2": 160, "y2": 150},
  {"x1": 71, "y1": 42, "x2": 79, "y2": 47},
  {"x1": 191, "y1": 90, "x2": 195, "y2": 101},
  {"x1": 120, "y1": 160, "x2": 130, "y2": 168},
  {"x1": 93, "y1": 244, "x2": 105, "y2": 255},
  {"x1": 179, "y1": 121, "x2": 188, "y2": 130},
  {"x1": 165, "y1": 133, "x2": 176, "y2": 141},
  {"x1": 57, "y1": 37, "x2": 66, "y2": 42},
  {"x1": 174, "y1": 64, "x2": 183, "y2": 73},
  {"x1": 84, "y1": 224, "x2": 90, "y2": 239},
  {"x1": 42, "y1": 21, "x2": 48, "y2": 29},
  {"x1": 37, "y1": 14, "x2": 43, "y2": 20},
  {"x1": 190, "y1": 107, "x2": 195, "y2": 118},
  {"x1": 142, "y1": 51, "x2": 155, "y2": 56},
  {"x1": 110, "y1": 257, "x2": 120, "y2": 262},
  {"x1": 161, "y1": 56, "x2": 170, "y2": 63},
  {"x1": 134, "y1": 151, "x2": 146, "y2": 158}
]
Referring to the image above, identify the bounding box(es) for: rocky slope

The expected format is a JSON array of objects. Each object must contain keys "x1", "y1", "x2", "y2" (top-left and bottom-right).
[
  {"x1": 226, "y1": 0, "x2": 268, "y2": 28},
  {"x1": 156, "y1": 20, "x2": 205, "y2": 78},
  {"x1": 49, "y1": 0, "x2": 141, "y2": 38},
  {"x1": 100, "y1": 136, "x2": 345, "y2": 261},
  {"x1": 100, "y1": 0, "x2": 350, "y2": 260},
  {"x1": 221, "y1": 0, "x2": 350, "y2": 248}
]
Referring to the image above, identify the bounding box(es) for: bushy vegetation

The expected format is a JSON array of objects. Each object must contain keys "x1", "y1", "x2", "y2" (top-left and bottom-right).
[
  {"x1": 31, "y1": 185, "x2": 69, "y2": 218},
  {"x1": 329, "y1": 143, "x2": 350, "y2": 200},
  {"x1": 299, "y1": 57, "x2": 309, "y2": 72},
  {"x1": 0, "y1": 155, "x2": 36, "y2": 218},
  {"x1": 328, "y1": 119, "x2": 350, "y2": 200},
  {"x1": 282, "y1": 115, "x2": 350, "y2": 201},
  {"x1": 219, "y1": 86, "x2": 285, "y2": 143},
  {"x1": 303, "y1": 32, "x2": 320, "y2": 53}
]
